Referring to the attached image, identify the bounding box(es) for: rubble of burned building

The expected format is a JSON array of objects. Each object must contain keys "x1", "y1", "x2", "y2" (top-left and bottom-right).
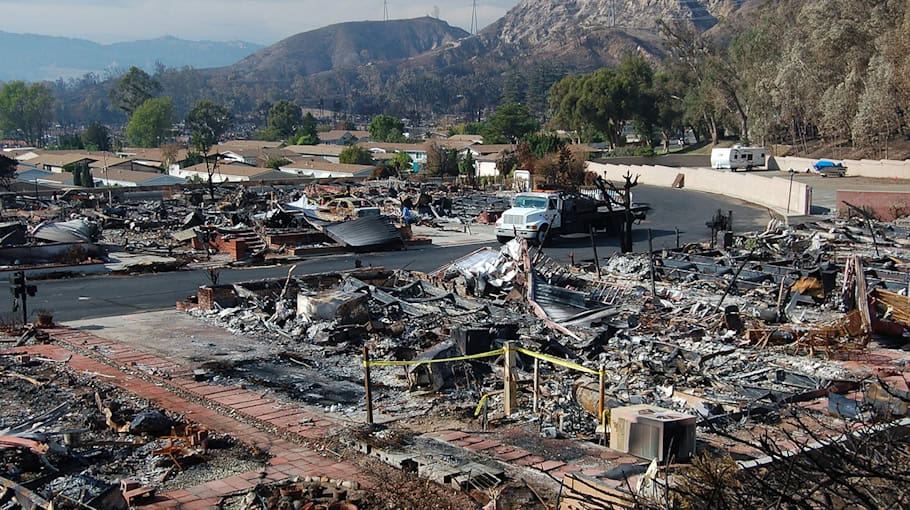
[
  {"x1": 172, "y1": 214, "x2": 910, "y2": 509},
  {"x1": 0, "y1": 351, "x2": 266, "y2": 509},
  {"x1": 0, "y1": 179, "x2": 514, "y2": 283}
]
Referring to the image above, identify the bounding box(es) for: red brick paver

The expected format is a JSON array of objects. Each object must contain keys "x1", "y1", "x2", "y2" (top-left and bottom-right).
[{"x1": 3, "y1": 327, "x2": 371, "y2": 509}]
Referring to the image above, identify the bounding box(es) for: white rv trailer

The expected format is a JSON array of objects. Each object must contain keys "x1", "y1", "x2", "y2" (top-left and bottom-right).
[{"x1": 710, "y1": 146, "x2": 768, "y2": 171}]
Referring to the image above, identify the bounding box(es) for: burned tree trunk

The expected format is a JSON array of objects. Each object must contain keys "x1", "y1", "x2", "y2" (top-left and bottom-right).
[{"x1": 596, "y1": 172, "x2": 640, "y2": 253}]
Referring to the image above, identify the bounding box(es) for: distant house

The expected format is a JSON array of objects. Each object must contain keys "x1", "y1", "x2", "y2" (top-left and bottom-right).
[
  {"x1": 359, "y1": 142, "x2": 428, "y2": 163},
  {"x1": 90, "y1": 159, "x2": 161, "y2": 174},
  {"x1": 16, "y1": 168, "x2": 74, "y2": 186},
  {"x1": 283, "y1": 144, "x2": 345, "y2": 164},
  {"x1": 320, "y1": 130, "x2": 370, "y2": 145},
  {"x1": 117, "y1": 147, "x2": 192, "y2": 172},
  {"x1": 278, "y1": 158, "x2": 375, "y2": 179},
  {"x1": 90, "y1": 168, "x2": 185, "y2": 187},
  {"x1": 219, "y1": 147, "x2": 297, "y2": 167},
  {"x1": 175, "y1": 161, "x2": 289, "y2": 183},
  {"x1": 26, "y1": 153, "x2": 98, "y2": 173}
]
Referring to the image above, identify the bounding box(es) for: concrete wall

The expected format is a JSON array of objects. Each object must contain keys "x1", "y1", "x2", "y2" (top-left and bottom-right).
[
  {"x1": 587, "y1": 162, "x2": 812, "y2": 216},
  {"x1": 835, "y1": 190, "x2": 910, "y2": 220},
  {"x1": 770, "y1": 156, "x2": 910, "y2": 180},
  {"x1": 595, "y1": 154, "x2": 711, "y2": 167}
]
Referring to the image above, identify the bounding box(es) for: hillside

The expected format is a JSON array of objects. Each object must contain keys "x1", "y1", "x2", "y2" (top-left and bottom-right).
[
  {"x1": 49, "y1": 1, "x2": 765, "y2": 123},
  {"x1": 218, "y1": 17, "x2": 469, "y2": 82},
  {"x1": 0, "y1": 32, "x2": 261, "y2": 82}
]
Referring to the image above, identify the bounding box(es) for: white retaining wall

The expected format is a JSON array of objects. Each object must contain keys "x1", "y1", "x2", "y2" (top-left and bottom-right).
[
  {"x1": 586, "y1": 162, "x2": 812, "y2": 216},
  {"x1": 770, "y1": 156, "x2": 910, "y2": 180}
]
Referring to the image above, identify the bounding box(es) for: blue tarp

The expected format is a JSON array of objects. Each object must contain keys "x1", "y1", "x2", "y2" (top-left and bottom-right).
[{"x1": 813, "y1": 159, "x2": 845, "y2": 170}]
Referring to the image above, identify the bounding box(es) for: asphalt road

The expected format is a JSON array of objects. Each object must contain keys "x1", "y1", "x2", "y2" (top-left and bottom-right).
[{"x1": 1, "y1": 185, "x2": 770, "y2": 323}]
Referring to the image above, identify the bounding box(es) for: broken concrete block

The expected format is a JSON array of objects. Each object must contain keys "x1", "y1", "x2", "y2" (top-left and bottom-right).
[{"x1": 297, "y1": 291, "x2": 370, "y2": 325}]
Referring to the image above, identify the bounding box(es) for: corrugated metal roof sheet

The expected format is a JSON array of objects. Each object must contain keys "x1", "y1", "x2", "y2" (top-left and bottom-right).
[{"x1": 323, "y1": 215, "x2": 402, "y2": 248}]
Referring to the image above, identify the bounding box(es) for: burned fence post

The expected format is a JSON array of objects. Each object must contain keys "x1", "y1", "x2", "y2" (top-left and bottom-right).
[
  {"x1": 598, "y1": 367, "x2": 605, "y2": 434},
  {"x1": 532, "y1": 358, "x2": 540, "y2": 413},
  {"x1": 590, "y1": 225, "x2": 601, "y2": 278},
  {"x1": 648, "y1": 229, "x2": 657, "y2": 297},
  {"x1": 503, "y1": 341, "x2": 517, "y2": 416},
  {"x1": 362, "y1": 346, "x2": 374, "y2": 425}
]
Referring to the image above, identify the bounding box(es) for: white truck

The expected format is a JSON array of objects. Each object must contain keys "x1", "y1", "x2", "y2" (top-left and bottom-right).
[
  {"x1": 710, "y1": 146, "x2": 768, "y2": 171},
  {"x1": 494, "y1": 190, "x2": 648, "y2": 245}
]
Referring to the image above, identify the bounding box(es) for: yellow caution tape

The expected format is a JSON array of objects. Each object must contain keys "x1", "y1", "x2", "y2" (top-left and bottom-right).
[
  {"x1": 364, "y1": 346, "x2": 600, "y2": 376},
  {"x1": 514, "y1": 347, "x2": 600, "y2": 376},
  {"x1": 474, "y1": 391, "x2": 502, "y2": 417},
  {"x1": 363, "y1": 348, "x2": 505, "y2": 367}
]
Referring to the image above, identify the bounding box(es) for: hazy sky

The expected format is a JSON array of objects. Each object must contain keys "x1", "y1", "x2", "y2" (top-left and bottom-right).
[{"x1": 0, "y1": 0, "x2": 520, "y2": 44}]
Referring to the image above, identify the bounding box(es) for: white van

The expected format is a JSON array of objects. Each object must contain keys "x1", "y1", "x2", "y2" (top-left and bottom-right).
[{"x1": 711, "y1": 146, "x2": 767, "y2": 171}]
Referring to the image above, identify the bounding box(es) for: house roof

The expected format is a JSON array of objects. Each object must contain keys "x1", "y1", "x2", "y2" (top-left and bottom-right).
[
  {"x1": 90, "y1": 167, "x2": 183, "y2": 185},
  {"x1": 320, "y1": 130, "x2": 369, "y2": 141},
  {"x1": 28, "y1": 153, "x2": 99, "y2": 168},
  {"x1": 358, "y1": 142, "x2": 427, "y2": 153},
  {"x1": 284, "y1": 144, "x2": 346, "y2": 156},
  {"x1": 447, "y1": 134, "x2": 484, "y2": 143},
  {"x1": 471, "y1": 144, "x2": 515, "y2": 155},
  {"x1": 182, "y1": 161, "x2": 281, "y2": 178},
  {"x1": 216, "y1": 140, "x2": 284, "y2": 151},
  {"x1": 118, "y1": 147, "x2": 191, "y2": 163},
  {"x1": 280, "y1": 158, "x2": 375, "y2": 176},
  {"x1": 90, "y1": 160, "x2": 162, "y2": 173}
]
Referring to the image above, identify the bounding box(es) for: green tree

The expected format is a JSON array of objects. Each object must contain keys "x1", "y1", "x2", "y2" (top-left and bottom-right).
[
  {"x1": 266, "y1": 100, "x2": 303, "y2": 140},
  {"x1": 482, "y1": 102, "x2": 539, "y2": 144},
  {"x1": 0, "y1": 81, "x2": 54, "y2": 146},
  {"x1": 126, "y1": 97, "x2": 174, "y2": 148},
  {"x1": 186, "y1": 99, "x2": 233, "y2": 199},
  {"x1": 81, "y1": 123, "x2": 111, "y2": 151},
  {"x1": 425, "y1": 142, "x2": 458, "y2": 176},
  {"x1": 524, "y1": 133, "x2": 564, "y2": 158},
  {"x1": 110, "y1": 66, "x2": 161, "y2": 117},
  {"x1": 368, "y1": 114, "x2": 405, "y2": 142},
  {"x1": 295, "y1": 112, "x2": 320, "y2": 145},
  {"x1": 389, "y1": 152, "x2": 413, "y2": 176},
  {"x1": 339, "y1": 146, "x2": 374, "y2": 165},
  {"x1": 458, "y1": 151, "x2": 476, "y2": 185}
]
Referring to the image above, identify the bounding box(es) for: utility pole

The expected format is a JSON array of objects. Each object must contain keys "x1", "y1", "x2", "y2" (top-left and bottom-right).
[
  {"x1": 383, "y1": 0, "x2": 389, "y2": 21},
  {"x1": 610, "y1": 0, "x2": 616, "y2": 27},
  {"x1": 471, "y1": 0, "x2": 479, "y2": 35}
]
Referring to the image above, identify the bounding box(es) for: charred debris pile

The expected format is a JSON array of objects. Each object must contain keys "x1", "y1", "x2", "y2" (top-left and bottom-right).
[
  {"x1": 0, "y1": 181, "x2": 511, "y2": 272},
  {"x1": 177, "y1": 215, "x2": 910, "y2": 504},
  {"x1": 0, "y1": 352, "x2": 263, "y2": 509}
]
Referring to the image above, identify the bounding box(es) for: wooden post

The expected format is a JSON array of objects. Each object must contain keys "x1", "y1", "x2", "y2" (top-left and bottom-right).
[
  {"x1": 675, "y1": 227, "x2": 680, "y2": 249},
  {"x1": 598, "y1": 368, "x2": 605, "y2": 428},
  {"x1": 503, "y1": 341, "x2": 517, "y2": 415},
  {"x1": 590, "y1": 226, "x2": 601, "y2": 278},
  {"x1": 362, "y1": 346, "x2": 374, "y2": 424},
  {"x1": 532, "y1": 358, "x2": 540, "y2": 413},
  {"x1": 648, "y1": 229, "x2": 657, "y2": 297}
]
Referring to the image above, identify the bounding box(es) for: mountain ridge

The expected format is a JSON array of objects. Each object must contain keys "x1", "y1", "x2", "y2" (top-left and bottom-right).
[{"x1": 0, "y1": 31, "x2": 262, "y2": 82}]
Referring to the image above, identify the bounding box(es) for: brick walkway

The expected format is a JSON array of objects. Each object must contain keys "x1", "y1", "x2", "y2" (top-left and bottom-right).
[{"x1": 2, "y1": 326, "x2": 371, "y2": 509}]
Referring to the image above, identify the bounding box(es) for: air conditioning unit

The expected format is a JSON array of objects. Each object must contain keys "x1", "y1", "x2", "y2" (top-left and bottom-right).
[{"x1": 609, "y1": 404, "x2": 696, "y2": 462}]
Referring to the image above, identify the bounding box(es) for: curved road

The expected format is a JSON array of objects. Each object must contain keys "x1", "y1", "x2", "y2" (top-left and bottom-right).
[{"x1": 2, "y1": 185, "x2": 770, "y2": 322}]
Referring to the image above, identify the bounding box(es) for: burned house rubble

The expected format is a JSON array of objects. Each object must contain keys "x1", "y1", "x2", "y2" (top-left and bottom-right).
[
  {"x1": 161, "y1": 213, "x2": 910, "y2": 509},
  {"x1": 0, "y1": 180, "x2": 517, "y2": 275}
]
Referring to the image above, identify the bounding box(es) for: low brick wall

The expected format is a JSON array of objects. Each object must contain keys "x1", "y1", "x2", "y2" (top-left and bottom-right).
[{"x1": 836, "y1": 190, "x2": 910, "y2": 221}]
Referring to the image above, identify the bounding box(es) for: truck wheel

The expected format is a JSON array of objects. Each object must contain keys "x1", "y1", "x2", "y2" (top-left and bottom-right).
[
  {"x1": 535, "y1": 225, "x2": 549, "y2": 246},
  {"x1": 496, "y1": 235, "x2": 511, "y2": 244}
]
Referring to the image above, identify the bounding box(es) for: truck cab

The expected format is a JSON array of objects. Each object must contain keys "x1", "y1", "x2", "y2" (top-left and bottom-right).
[{"x1": 494, "y1": 192, "x2": 564, "y2": 245}]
